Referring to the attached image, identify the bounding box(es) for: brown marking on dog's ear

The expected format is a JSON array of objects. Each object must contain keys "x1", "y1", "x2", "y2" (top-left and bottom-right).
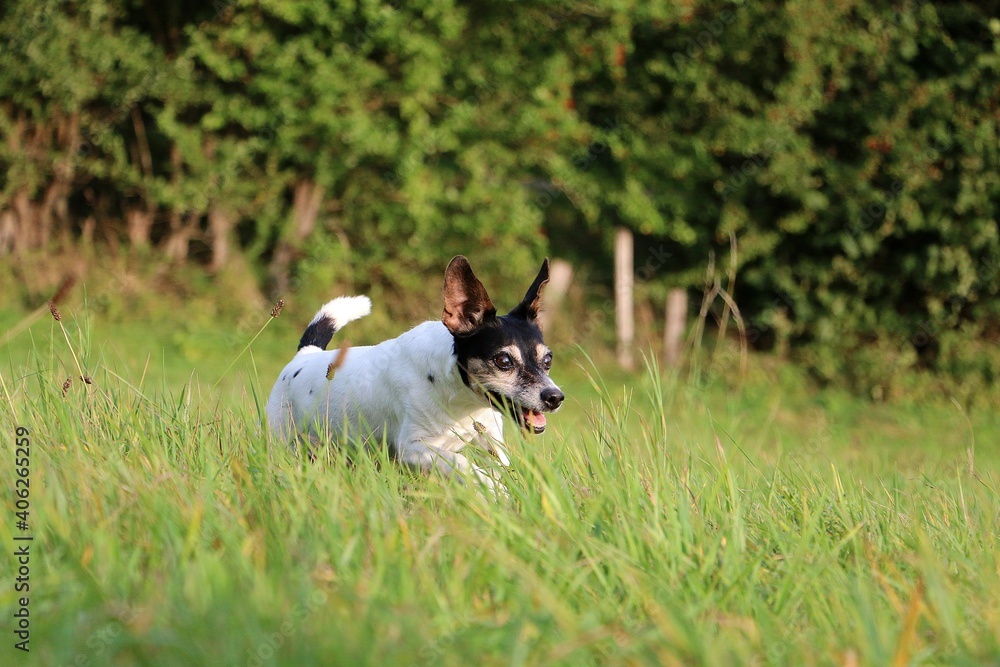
[
  {"x1": 442, "y1": 256, "x2": 496, "y2": 335},
  {"x1": 508, "y1": 258, "x2": 550, "y2": 322}
]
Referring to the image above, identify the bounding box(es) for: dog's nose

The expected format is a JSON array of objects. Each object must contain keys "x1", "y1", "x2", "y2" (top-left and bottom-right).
[{"x1": 541, "y1": 387, "x2": 564, "y2": 410}]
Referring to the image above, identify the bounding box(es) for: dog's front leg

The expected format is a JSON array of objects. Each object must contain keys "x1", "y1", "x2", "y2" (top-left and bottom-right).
[{"x1": 395, "y1": 440, "x2": 508, "y2": 497}]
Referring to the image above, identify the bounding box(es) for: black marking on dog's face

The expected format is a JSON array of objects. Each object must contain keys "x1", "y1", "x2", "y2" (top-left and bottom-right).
[
  {"x1": 444, "y1": 257, "x2": 563, "y2": 434},
  {"x1": 427, "y1": 373, "x2": 435, "y2": 384}
]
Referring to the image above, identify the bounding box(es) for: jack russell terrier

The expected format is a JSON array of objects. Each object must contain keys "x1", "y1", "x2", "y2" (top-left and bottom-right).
[{"x1": 266, "y1": 256, "x2": 564, "y2": 492}]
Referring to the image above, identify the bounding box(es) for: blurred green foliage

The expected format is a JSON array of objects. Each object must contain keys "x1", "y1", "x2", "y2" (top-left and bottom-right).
[{"x1": 1, "y1": 0, "x2": 998, "y2": 394}]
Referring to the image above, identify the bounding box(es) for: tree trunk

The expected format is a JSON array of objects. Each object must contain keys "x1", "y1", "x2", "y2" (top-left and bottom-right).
[
  {"x1": 49, "y1": 109, "x2": 81, "y2": 245},
  {"x1": 209, "y1": 206, "x2": 232, "y2": 272},
  {"x1": 201, "y1": 137, "x2": 232, "y2": 272},
  {"x1": 12, "y1": 190, "x2": 33, "y2": 250},
  {"x1": 1, "y1": 109, "x2": 81, "y2": 253},
  {"x1": 163, "y1": 145, "x2": 196, "y2": 263},
  {"x1": 615, "y1": 226, "x2": 635, "y2": 370},
  {"x1": 269, "y1": 179, "x2": 325, "y2": 296},
  {"x1": 80, "y1": 216, "x2": 96, "y2": 247},
  {"x1": 126, "y1": 208, "x2": 154, "y2": 248},
  {"x1": 0, "y1": 209, "x2": 16, "y2": 253},
  {"x1": 3, "y1": 115, "x2": 33, "y2": 253},
  {"x1": 164, "y1": 211, "x2": 199, "y2": 263},
  {"x1": 664, "y1": 288, "x2": 688, "y2": 368}
]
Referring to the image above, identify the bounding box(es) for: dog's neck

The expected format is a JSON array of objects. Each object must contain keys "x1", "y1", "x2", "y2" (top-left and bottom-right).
[{"x1": 401, "y1": 321, "x2": 494, "y2": 415}]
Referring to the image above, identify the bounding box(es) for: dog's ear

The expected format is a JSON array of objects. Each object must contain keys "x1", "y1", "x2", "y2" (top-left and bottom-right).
[
  {"x1": 442, "y1": 256, "x2": 496, "y2": 336},
  {"x1": 508, "y1": 258, "x2": 550, "y2": 322}
]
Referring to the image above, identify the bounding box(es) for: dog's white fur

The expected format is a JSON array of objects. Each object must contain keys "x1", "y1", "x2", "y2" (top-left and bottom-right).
[
  {"x1": 306, "y1": 295, "x2": 372, "y2": 333},
  {"x1": 265, "y1": 298, "x2": 510, "y2": 490}
]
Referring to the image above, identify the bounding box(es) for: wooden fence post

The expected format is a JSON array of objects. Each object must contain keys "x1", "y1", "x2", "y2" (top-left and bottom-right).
[
  {"x1": 615, "y1": 226, "x2": 635, "y2": 370},
  {"x1": 664, "y1": 287, "x2": 688, "y2": 368}
]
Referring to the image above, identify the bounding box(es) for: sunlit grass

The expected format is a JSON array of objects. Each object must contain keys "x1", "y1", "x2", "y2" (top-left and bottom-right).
[{"x1": 1, "y1": 311, "x2": 999, "y2": 666}]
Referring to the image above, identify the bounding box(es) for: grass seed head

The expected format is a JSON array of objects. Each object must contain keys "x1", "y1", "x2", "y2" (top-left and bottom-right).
[
  {"x1": 49, "y1": 301, "x2": 62, "y2": 321},
  {"x1": 271, "y1": 299, "x2": 285, "y2": 318}
]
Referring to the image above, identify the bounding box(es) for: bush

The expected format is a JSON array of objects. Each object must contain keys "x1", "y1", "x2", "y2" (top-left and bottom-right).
[{"x1": 1, "y1": 0, "x2": 997, "y2": 392}]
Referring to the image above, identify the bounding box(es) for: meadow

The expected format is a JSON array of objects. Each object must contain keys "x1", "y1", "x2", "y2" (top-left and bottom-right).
[
  {"x1": 1, "y1": 304, "x2": 999, "y2": 667},
  {"x1": 3, "y1": 1, "x2": 998, "y2": 663}
]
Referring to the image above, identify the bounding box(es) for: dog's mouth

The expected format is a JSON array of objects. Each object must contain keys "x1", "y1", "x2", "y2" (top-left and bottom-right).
[
  {"x1": 521, "y1": 407, "x2": 547, "y2": 435},
  {"x1": 487, "y1": 392, "x2": 548, "y2": 435}
]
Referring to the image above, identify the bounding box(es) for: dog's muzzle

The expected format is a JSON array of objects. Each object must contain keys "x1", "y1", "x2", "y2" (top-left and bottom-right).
[
  {"x1": 487, "y1": 389, "x2": 563, "y2": 435},
  {"x1": 522, "y1": 387, "x2": 564, "y2": 434}
]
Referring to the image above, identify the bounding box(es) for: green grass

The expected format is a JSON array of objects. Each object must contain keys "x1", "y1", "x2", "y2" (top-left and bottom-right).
[{"x1": 2, "y1": 307, "x2": 1000, "y2": 666}]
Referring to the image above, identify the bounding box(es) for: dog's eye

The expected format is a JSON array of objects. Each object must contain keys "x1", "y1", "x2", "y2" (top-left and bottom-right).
[
  {"x1": 493, "y1": 353, "x2": 514, "y2": 370},
  {"x1": 542, "y1": 352, "x2": 553, "y2": 370}
]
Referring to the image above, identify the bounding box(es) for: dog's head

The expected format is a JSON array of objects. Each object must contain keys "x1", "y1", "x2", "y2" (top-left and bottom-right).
[{"x1": 442, "y1": 255, "x2": 564, "y2": 434}]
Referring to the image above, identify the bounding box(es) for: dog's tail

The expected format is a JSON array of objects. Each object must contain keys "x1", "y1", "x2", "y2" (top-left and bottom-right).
[{"x1": 297, "y1": 296, "x2": 371, "y2": 351}]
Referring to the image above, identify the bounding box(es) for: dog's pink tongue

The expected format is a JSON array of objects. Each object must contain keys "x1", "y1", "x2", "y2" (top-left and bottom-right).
[{"x1": 526, "y1": 410, "x2": 546, "y2": 429}]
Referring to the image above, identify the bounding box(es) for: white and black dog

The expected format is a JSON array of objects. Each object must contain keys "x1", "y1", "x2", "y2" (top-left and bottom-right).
[{"x1": 265, "y1": 256, "x2": 564, "y2": 490}]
